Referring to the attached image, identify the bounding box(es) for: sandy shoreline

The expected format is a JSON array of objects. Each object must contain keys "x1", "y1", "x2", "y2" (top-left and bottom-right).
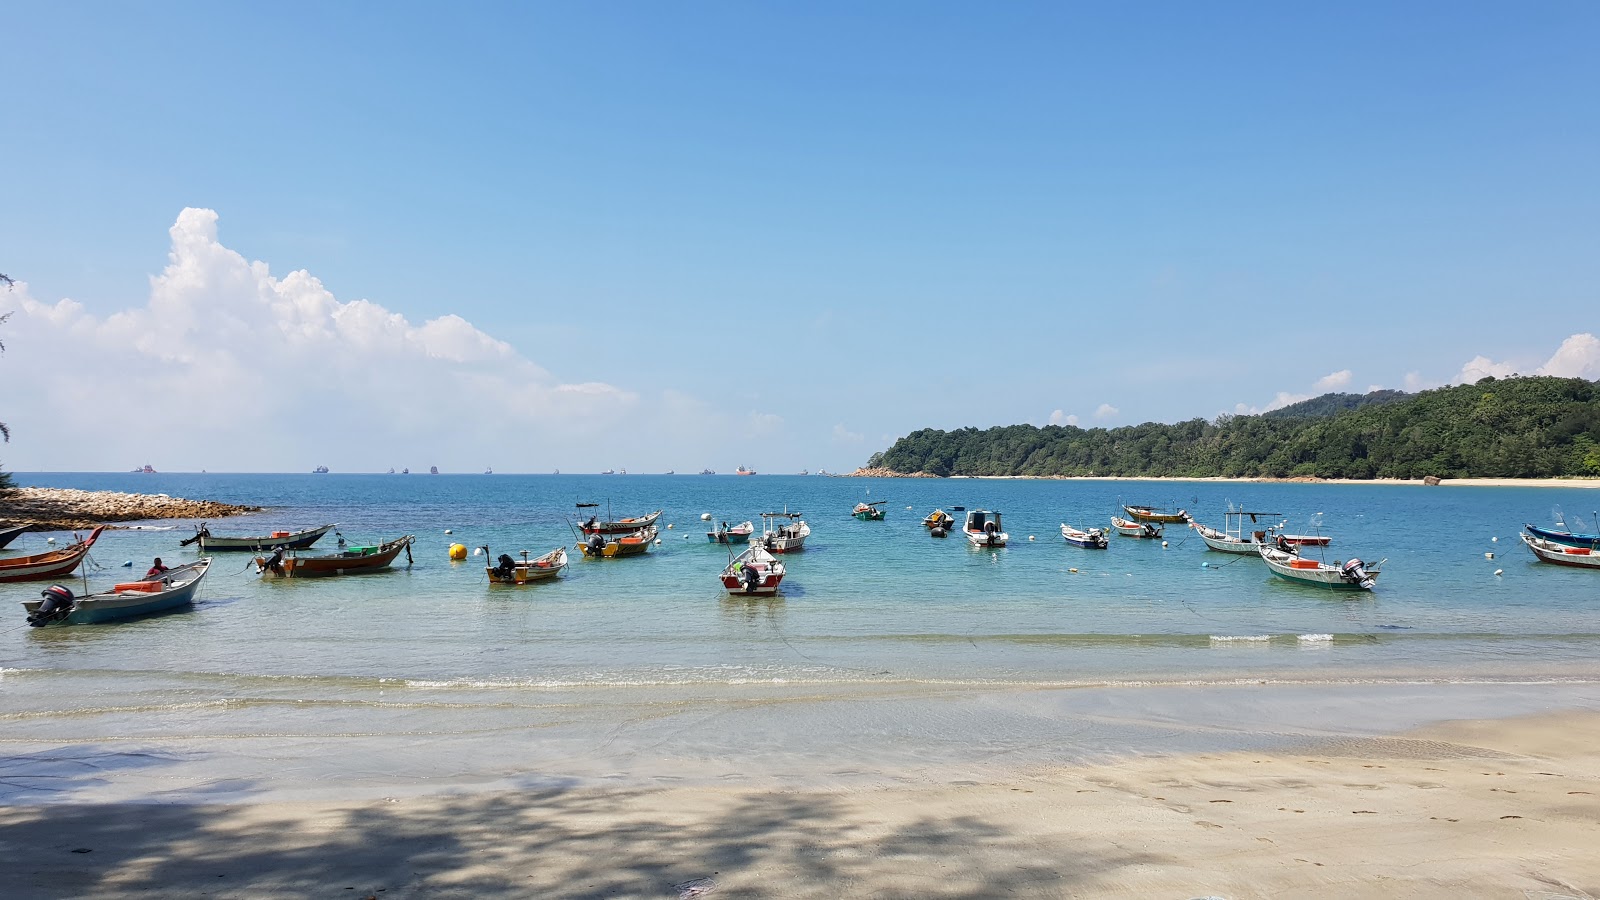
[{"x1": 5, "y1": 709, "x2": 1597, "y2": 898}]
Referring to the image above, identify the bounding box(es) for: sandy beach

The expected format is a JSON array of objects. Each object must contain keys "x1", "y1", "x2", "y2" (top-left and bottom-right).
[{"x1": 5, "y1": 710, "x2": 1596, "y2": 899}]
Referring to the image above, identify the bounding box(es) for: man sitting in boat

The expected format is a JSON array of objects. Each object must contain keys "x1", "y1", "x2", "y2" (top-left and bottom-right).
[{"x1": 146, "y1": 558, "x2": 170, "y2": 578}]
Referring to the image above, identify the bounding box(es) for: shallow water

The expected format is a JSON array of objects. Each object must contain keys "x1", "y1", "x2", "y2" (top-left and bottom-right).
[{"x1": 3, "y1": 473, "x2": 1598, "y2": 802}]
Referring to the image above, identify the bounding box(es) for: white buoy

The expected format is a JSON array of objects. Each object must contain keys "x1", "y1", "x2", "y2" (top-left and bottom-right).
[
  {"x1": 473, "y1": 547, "x2": 482, "y2": 556},
  {"x1": 1485, "y1": 552, "x2": 1494, "y2": 559},
  {"x1": 1162, "y1": 541, "x2": 1169, "y2": 548},
  {"x1": 1069, "y1": 567, "x2": 1078, "y2": 574},
  {"x1": 122, "y1": 560, "x2": 133, "y2": 567},
  {"x1": 654, "y1": 539, "x2": 662, "y2": 545},
  {"x1": 1201, "y1": 562, "x2": 1209, "y2": 568},
  {"x1": 701, "y1": 513, "x2": 712, "y2": 521},
  {"x1": 1494, "y1": 569, "x2": 1503, "y2": 576},
  {"x1": 1028, "y1": 535, "x2": 1035, "y2": 541},
  {"x1": 46, "y1": 537, "x2": 55, "y2": 544},
  {"x1": 444, "y1": 529, "x2": 453, "y2": 535},
  {"x1": 1491, "y1": 536, "x2": 1498, "y2": 542}
]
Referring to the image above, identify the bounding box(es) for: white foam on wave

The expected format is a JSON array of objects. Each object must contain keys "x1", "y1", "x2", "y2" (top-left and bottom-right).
[
  {"x1": 1209, "y1": 634, "x2": 1275, "y2": 643},
  {"x1": 1298, "y1": 633, "x2": 1334, "y2": 643}
]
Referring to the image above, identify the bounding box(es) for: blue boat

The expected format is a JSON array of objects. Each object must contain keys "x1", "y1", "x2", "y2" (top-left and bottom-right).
[
  {"x1": 706, "y1": 520, "x2": 754, "y2": 544},
  {"x1": 22, "y1": 558, "x2": 213, "y2": 626},
  {"x1": 1525, "y1": 524, "x2": 1600, "y2": 549}
]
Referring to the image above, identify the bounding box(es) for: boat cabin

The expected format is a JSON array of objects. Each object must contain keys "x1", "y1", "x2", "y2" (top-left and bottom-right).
[{"x1": 964, "y1": 510, "x2": 1002, "y2": 533}]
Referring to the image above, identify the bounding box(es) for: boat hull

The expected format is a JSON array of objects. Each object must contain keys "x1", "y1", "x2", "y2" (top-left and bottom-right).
[
  {"x1": 579, "y1": 510, "x2": 663, "y2": 536},
  {"x1": 1123, "y1": 506, "x2": 1189, "y2": 524},
  {"x1": 705, "y1": 522, "x2": 754, "y2": 544},
  {"x1": 580, "y1": 526, "x2": 657, "y2": 558},
  {"x1": 1110, "y1": 517, "x2": 1161, "y2": 538},
  {"x1": 486, "y1": 548, "x2": 567, "y2": 583},
  {"x1": 258, "y1": 536, "x2": 414, "y2": 577},
  {"x1": 1525, "y1": 524, "x2": 1600, "y2": 549},
  {"x1": 1060, "y1": 525, "x2": 1109, "y2": 549},
  {"x1": 1521, "y1": 534, "x2": 1600, "y2": 568},
  {"x1": 720, "y1": 547, "x2": 785, "y2": 595},
  {"x1": 190, "y1": 523, "x2": 338, "y2": 552},
  {"x1": 965, "y1": 531, "x2": 1008, "y2": 548},
  {"x1": 0, "y1": 527, "x2": 105, "y2": 583},
  {"x1": 852, "y1": 510, "x2": 886, "y2": 521},
  {"x1": 0, "y1": 524, "x2": 28, "y2": 549},
  {"x1": 1191, "y1": 524, "x2": 1262, "y2": 554},
  {"x1": 1258, "y1": 546, "x2": 1380, "y2": 591}
]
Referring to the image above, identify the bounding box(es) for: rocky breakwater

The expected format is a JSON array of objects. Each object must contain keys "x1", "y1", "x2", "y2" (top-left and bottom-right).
[
  {"x1": 845, "y1": 467, "x2": 941, "y2": 478},
  {"x1": 1, "y1": 488, "x2": 261, "y2": 531}
]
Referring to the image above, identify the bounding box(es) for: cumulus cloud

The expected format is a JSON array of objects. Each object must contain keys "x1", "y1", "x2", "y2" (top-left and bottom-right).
[
  {"x1": 1313, "y1": 369, "x2": 1352, "y2": 391},
  {"x1": 1094, "y1": 404, "x2": 1118, "y2": 420},
  {"x1": 1452, "y1": 333, "x2": 1600, "y2": 385},
  {"x1": 1048, "y1": 409, "x2": 1080, "y2": 427},
  {"x1": 0, "y1": 209, "x2": 753, "y2": 471}
]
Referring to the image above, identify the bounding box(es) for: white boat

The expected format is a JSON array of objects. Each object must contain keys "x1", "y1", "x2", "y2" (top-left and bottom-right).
[
  {"x1": 1257, "y1": 544, "x2": 1381, "y2": 591},
  {"x1": 1520, "y1": 533, "x2": 1600, "y2": 569},
  {"x1": 483, "y1": 546, "x2": 567, "y2": 584},
  {"x1": 22, "y1": 558, "x2": 213, "y2": 626},
  {"x1": 1060, "y1": 523, "x2": 1109, "y2": 549},
  {"x1": 964, "y1": 509, "x2": 1008, "y2": 547},
  {"x1": 1189, "y1": 506, "x2": 1285, "y2": 554},
  {"x1": 719, "y1": 544, "x2": 786, "y2": 595},
  {"x1": 1109, "y1": 516, "x2": 1162, "y2": 538},
  {"x1": 756, "y1": 512, "x2": 810, "y2": 553}
]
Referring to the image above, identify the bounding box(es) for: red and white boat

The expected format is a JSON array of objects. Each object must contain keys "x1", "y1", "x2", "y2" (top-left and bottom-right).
[
  {"x1": 1521, "y1": 533, "x2": 1600, "y2": 569},
  {"x1": 720, "y1": 545, "x2": 785, "y2": 595},
  {"x1": 0, "y1": 526, "x2": 105, "y2": 583}
]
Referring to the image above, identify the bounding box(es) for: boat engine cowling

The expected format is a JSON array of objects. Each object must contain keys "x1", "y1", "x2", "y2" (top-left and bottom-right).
[
  {"x1": 29, "y1": 585, "x2": 76, "y2": 627},
  {"x1": 495, "y1": 554, "x2": 516, "y2": 578},
  {"x1": 1340, "y1": 558, "x2": 1374, "y2": 589},
  {"x1": 587, "y1": 534, "x2": 605, "y2": 556},
  {"x1": 742, "y1": 563, "x2": 762, "y2": 592}
]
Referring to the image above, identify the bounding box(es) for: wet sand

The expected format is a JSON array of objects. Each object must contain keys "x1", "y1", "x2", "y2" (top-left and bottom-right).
[{"x1": 5, "y1": 710, "x2": 1596, "y2": 899}]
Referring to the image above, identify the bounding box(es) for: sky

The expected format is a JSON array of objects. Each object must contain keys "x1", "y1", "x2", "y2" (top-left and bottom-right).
[{"x1": 2, "y1": 1, "x2": 1597, "y2": 473}]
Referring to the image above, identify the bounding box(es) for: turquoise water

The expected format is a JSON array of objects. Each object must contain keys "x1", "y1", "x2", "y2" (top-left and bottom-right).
[{"x1": 3, "y1": 473, "x2": 1599, "y2": 801}]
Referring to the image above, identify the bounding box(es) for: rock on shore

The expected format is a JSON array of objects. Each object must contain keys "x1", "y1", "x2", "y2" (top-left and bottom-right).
[
  {"x1": 1, "y1": 488, "x2": 261, "y2": 531},
  {"x1": 845, "y1": 467, "x2": 941, "y2": 478}
]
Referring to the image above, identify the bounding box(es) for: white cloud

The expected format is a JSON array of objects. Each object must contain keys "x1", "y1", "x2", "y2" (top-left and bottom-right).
[
  {"x1": 1094, "y1": 403, "x2": 1119, "y2": 420},
  {"x1": 1403, "y1": 371, "x2": 1437, "y2": 392},
  {"x1": 1313, "y1": 369, "x2": 1352, "y2": 391},
  {"x1": 0, "y1": 209, "x2": 766, "y2": 471},
  {"x1": 1367, "y1": 384, "x2": 1384, "y2": 392},
  {"x1": 832, "y1": 423, "x2": 864, "y2": 443},
  {"x1": 1456, "y1": 355, "x2": 1517, "y2": 383},
  {"x1": 1048, "y1": 409, "x2": 1080, "y2": 427},
  {"x1": 1451, "y1": 333, "x2": 1600, "y2": 385},
  {"x1": 747, "y1": 412, "x2": 784, "y2": 437}
]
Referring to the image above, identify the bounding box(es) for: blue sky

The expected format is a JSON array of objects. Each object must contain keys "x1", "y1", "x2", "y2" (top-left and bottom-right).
[{"x1": 2, "y1": 2, "x2": 1597, "y2": 472}]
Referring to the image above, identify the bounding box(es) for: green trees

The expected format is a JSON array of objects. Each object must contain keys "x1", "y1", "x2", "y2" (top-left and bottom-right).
[{"x1": 870, "y1": 377, "x2": 1600, "y2": 479}]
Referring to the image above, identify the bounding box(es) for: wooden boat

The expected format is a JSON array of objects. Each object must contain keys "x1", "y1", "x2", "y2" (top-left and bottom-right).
[
  {"x1": 484, "y1": 546, "x2": 567, "y2": 584},
  {"x1": 756, "y1": 513, "x2": 810, "y2": 553},
  {"x1": 1189, "y1": 507, "x2": 1283, "y2": 554},
  {"x1": 1123, "y1": 504, "x2": 1190, "y2": 524},
  {"x1": 576, "y1": 505, "x2": 663, "y2": 536},
  {"x1": 852, "y1": 501, "x2": 886, "y2": 521},
  {"x1": 1525, "y1": 524, "x2": 1600, "y2": 550},
  {"x1": 0, "y1": 526, "x2": 105, "y2": 583},
  {"x1": 1257, "y1": 544, "x2": 1381, "y2": 591},
  {"x1": 964, "y1": 509, "x2": 1008, "y2": 548},
  {"x1": 0, "y1": 523, "x2": 30, "y2": 550},
  {"x1": 1060, "y1": 523, "x2": 1109, "y2": 549},
  {"x1": 719, "y1": 545, "x2": 786, "y2": 596},
  {"x1": 1520, "y1": 533, "x2": 1600, "y2": 569},
  {"x1": 22, "y1": 558, "x2": 212, "y2": 626},
  {"x1": 1110, "y1": 516, "x2": 1162, "y2": 538},
  {"x1": 579, "y1": 524, "x2": 657, "y2": 559},
  {"x1": 922, "y1": 509, "x2": 956, "y2": 530},
  {"x1": 179, "y1": 522, "x2": 338, "y2": 552},
  {"x1": 706, "y1": 520, "x2": 754, "y2": 544},
  {"x1": 255, "y1": 535, "x2": 414, "y2": 578}
]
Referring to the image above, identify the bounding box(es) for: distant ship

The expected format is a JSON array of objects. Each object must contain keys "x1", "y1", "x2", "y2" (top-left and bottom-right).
[
  {"x1": 665, "y1": 470, "x2": 675, "y2": 475},
  {"x1": 387, "y1": 467, "x2": 395, "y2": 474},
  {"x1": 312, "y1": 465, "x2": 329, "y2": 474},
  {"x1": 429, "y1": 466, "x2": 439, "y2": 475},
  {"x1": 699, "y1": 469, "x2": 715, "y2": 475},
  {"x1": 736, "y1": 465, "x2": 756, "y2": 476},
  {"x1": 402, "y1": 467, "x2": 410, "y2": 474},
  {"x1": 484, "y1": 467, "x2": 493, "y2": 475},
  {"x1": 798, "y1": 469, "x2": 809, "y2": 476},
  {"x1": 600, "y1": 469, "x2": 616, "y2": 475},
  {"x1": 133, "y1": 464, "x2": 157, "y2": 474}
]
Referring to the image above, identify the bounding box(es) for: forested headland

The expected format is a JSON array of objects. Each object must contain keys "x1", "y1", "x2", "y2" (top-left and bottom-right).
[{"x1": 866, "y1": 376, "x2": 1600, "y2": 480}]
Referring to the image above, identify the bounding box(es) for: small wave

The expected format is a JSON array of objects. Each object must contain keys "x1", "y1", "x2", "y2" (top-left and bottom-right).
[
  {"x1": 1210, "y1": 634, "x2": 1275, "y2": 643},
  {"x1": 1298, "y1": 633, "x2": 1334, "y2": 643}
]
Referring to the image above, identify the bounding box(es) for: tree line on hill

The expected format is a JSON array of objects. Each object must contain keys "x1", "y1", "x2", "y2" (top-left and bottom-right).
[{"x1": 866, "y1": 376, "x2": 1600, "y2": 480}]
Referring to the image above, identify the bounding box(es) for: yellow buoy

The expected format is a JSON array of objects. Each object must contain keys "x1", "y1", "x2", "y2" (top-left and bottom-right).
[{"x1": 448, "y1": 543, "x2": 467, "y2": 560}]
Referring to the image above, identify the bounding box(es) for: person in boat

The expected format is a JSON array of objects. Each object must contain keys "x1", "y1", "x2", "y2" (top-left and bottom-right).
[{"x1": 146, "y1": 558, "x2": 170, "y2": 578}]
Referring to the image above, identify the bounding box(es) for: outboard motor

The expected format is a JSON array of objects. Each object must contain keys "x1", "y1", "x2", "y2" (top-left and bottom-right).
[
  {"x1": 742, "y1": 563, "x2": 762, "y2": 593},
  {"x1": 258, "y1": 547, "x2": 286, "y2": 576},
  {"x1": 984, "y1": 521, "x2": 999, "y2": 546},
  {"x1": 495, "y1": 554, "x2": 516, "y2": 578},
  {"x1": 29, "y1": 585, "x2": 76, "y2": 627},
  {"x1": 587, "y1": 534, "x2": 606, "y2": 556},
  {"x1": 1340, "y1": 558, "x2": 1375, "y2": 589}
]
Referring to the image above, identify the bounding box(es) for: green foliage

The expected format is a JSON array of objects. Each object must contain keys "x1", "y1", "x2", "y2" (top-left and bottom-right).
[
  {"x1": 871, "y1": 377, "x2": 1600, "y2": 479},
  {"x1": 1264, "y1": 389, "x2": 1411, "y2": 419}
]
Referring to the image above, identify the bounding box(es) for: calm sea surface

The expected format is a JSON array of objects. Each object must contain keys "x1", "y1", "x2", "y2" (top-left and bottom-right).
[{"x1": 4, "y1": 473, "x2": 1599, "y2": 802}]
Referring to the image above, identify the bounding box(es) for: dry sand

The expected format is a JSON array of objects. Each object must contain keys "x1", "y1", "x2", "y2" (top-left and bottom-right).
[{"x1": 4, "y1": 711, "x2": 1596, "y2": 899}]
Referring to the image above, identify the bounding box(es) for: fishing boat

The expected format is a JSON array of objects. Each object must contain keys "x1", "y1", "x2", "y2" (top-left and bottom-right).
[
  {"x1": 483, "y1": 546, "x2": 567, "y2": 583},
  {"x1": 1109, "y1": 516, "x2": 1162, "y2": 539},
  {"x1": 963, "y1": 509, "x2": 1007, "y2": 548},
  {"x1": 1122, "y1": 504, "x2": 1190, "y2": 524},
  {"x1": 576, "y1": 504, "x2": 664, "y2": 536},
  {"x1": 22, "y1": 558, "x2": 213, "y2": 627},
  {"x1": 756, "y1": 512, "x2": 810, "y2": 553},
  {"x1": 1189, "y1": 506, "x2": 1283, "y2": 554},
  {"x1": 1257, "y1": 544, "x2": 1381, "y2": 591},
  {"x1": 719, "y1": 544, "x2": 786, "y2": 596},
  {"x1": 922, "y1": 509, "x2": 956, "y2": 530},
  {"x1": 1525, "y1": 524, "x2": 1600, "y2": 549},
  {"x1": 852, "y1": 501, "x2": 886, "y2": 521},
  {"x1": 579, "y1": 524, "x2": 657, "y2": 559},
  {"x1": 179, "y1": 522, "x2": 338, "y2": 553},
  {"x1": 706, "y1": 520, "x2": 755, "y2": 544},
  {"x1": 0, "y1": 526, "x2": 105, "y2": 583},
  {"x1": 0, "y1": 523, "x2": 29, "y2": 550},
  {"x1": 1060, "y1": 523, "x2": 1109, "y2": 549},
  {"x1": 1520, "y1": 533, "x2": 1600, "y2": 569},
  {"x1": 255, "y1": 535, "x2": 415, "y2": 578}
]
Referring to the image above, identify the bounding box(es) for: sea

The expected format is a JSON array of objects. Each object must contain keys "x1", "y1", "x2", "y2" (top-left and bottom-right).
[{"x1": 3, "y1": 472, "x2": 1599, "y2": 804}]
